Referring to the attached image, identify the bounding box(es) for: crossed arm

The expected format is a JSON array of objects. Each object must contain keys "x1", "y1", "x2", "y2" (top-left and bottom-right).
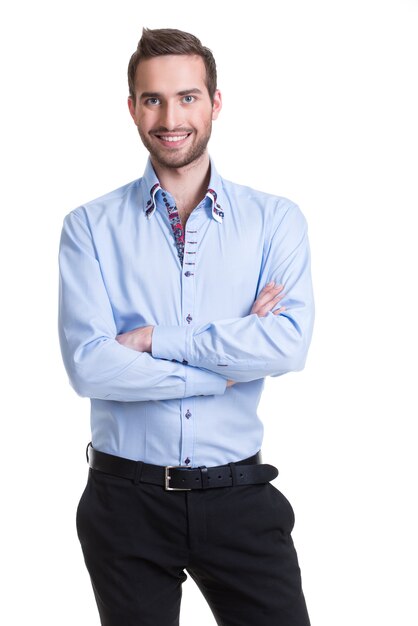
[{"x1": 116, "y1": 282, "x2": 286, "y2": 387}]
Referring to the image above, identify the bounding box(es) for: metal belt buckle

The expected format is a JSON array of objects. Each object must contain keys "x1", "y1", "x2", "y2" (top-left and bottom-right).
[{"x1": 164, "y1": 466, "x2": 192, "y2": 491}]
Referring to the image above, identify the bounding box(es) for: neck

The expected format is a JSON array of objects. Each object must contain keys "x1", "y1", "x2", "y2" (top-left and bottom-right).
[{"x1": 151, "y1": 152, "x2": 211, "y2": 214}]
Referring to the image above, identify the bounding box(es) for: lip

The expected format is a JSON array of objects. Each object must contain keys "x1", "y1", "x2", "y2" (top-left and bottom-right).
[{"x1": 153, "y1": 132, "x2": 192, "y2": 148}]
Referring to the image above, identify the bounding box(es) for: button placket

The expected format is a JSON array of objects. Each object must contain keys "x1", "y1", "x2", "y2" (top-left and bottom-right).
[
  {"x1": 178, "y1": 205, "x2": 212, "y2": 468},
  {"x1": 183, "y1": 227, "x2": 197, "y2": 277},
  {"x1": 180, "y1": 398, "x2": 195, "y2": 467},
  {"x1": 179, "y1": 215, "x2": 201, "y2": 467},
  {"x1": 182, "y1": 222, "x2": 198, "y2": 327}
]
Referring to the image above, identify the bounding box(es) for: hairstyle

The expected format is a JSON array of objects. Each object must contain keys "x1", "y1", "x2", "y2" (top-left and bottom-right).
[{"x1": 128, "y1": 28, "x2": 217, "y2": 103}]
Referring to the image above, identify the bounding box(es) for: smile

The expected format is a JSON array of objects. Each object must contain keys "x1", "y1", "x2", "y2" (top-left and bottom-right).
[
  {"x1": 157, "y1": 134, "x2": 190, "y2": 142},
  {"x1": 159, "y1": 135, "x2": 188, "y2": 141}
]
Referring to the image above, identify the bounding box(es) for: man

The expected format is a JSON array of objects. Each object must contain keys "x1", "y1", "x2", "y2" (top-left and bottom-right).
[{"x1": 59, "y1": 27, "x2": 314, "y2": 626}]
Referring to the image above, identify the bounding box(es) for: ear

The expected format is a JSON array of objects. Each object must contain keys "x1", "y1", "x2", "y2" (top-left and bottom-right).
[
  {"x1": 211, "y1": 89, "x2": 222, "y2": 120},
  {"x1": 127, "y1": 96, "x2": 137, "y2": 122}
]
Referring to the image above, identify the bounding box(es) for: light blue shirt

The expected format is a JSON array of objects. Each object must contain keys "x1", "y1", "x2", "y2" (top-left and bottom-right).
[{"x1": 59, "y1": 159, "x2": 314, "y2": 467}]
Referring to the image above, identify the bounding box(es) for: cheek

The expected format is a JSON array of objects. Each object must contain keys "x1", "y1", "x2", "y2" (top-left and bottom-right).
[
  {"x1": 136, "y1": 111, "x2": 154, "y2": 130},
  {"x1": 191, "y1": 107, "x2": 214, "y2": 130}
]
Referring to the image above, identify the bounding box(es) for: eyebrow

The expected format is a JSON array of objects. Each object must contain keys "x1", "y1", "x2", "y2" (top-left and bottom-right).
[{"x1": 139, "y1": 88, "x2": 204, "y2": 99}]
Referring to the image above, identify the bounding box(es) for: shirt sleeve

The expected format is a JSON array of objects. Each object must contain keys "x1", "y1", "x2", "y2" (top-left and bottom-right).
[
  {"x1": 152, "y1": 203, "x2": 315, "y2": 383},
  {"x1": 58, "y1": 211, "x2": 227, "y2": 401}
]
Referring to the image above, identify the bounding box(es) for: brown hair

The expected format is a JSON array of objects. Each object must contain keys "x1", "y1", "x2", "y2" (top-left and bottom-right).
[{"x1": 128, "y1": 28, "x2": 217, "y2": 103}]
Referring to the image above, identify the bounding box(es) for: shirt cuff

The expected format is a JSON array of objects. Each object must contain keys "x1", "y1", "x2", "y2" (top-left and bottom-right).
[
  {"x1": 152, "y1": 325, "x2": 190, "y2": 363},
  {"x1": 184, "y1": 365, "x2": 227, "y2": 397}
]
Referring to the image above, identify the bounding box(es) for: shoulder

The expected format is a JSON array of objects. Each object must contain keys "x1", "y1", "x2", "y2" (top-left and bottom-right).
[
  {"x1": 220, "y1": 177, "x2": 305, "y2": 228},
  {"x1": 65, "y1": 179, "x2": 141, "y2": 226}
]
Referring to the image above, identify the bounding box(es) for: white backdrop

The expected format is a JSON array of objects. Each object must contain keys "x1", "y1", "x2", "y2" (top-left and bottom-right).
[{"x1": 1, "y1": 0, "x2": 417, "y2": 624}]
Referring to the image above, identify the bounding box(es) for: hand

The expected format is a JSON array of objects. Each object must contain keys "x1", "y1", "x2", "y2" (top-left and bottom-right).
[
  {"x1": 251, "y1": 282, "x2": 285, "y2": 317},
  {"x1": 226, "y1": 380, "x2": 235, "y2": 387},
  {"x1": 116, "y1": 325, "x2": 154, "y2": 353}
]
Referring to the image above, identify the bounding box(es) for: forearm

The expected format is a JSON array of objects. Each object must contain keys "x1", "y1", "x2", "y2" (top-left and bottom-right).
[
  {"x1": 151, "y1": 307, "x2": 313, "y2": 383},
  {"x1": 59, "y1": 331, "x2": 227, "y2": 401}
]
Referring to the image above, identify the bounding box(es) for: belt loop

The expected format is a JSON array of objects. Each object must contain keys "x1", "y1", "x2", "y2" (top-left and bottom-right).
[
  {"x1": 86, "y1": 442, "x2": 92, "y2": 464},
  {"x1": 229, "y1": 462, "x2": 237, "y2": 486},
  {"x1": 199, "y1": 466, "x2": 209, "y2": 488},
  {"x1": 134, "y1": 461, "x2": 144, "y2": 485}
]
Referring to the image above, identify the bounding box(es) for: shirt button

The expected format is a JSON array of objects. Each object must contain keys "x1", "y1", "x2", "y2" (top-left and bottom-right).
[
  {"x1": 185, "y1": 410, "x2": 191, "y2": 419},
  {"x1": 184, "y1": 271, "x2": 194, "y2": 277},
  {"x1": 186, "y1": 314, "x2": 193, "y2": 324},
  {"x1": 184, "y1": 457, "x2": 191, "y2": 465}
]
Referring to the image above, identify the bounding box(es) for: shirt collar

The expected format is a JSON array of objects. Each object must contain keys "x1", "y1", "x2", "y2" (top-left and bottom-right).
[{"x1": 141, "y1": 157, "x2": 225, "y2": 224}]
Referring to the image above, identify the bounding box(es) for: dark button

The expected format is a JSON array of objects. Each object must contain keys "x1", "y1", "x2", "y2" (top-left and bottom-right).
[
  {"x1": 184, "y1": 457, "x2": 191, "y2": 465},
  {"x1": 162, "y1": 192, "x2": 166, "y2": 197},
  {"x1": 185, "y1": 410, "x2": 192, "y2": 419},
  {"x1": 184, "y1": 271, "x2": 194, "y2": 277},
  {"x1": 186, "y1": 314, "x2": 193, "y2": 324}
]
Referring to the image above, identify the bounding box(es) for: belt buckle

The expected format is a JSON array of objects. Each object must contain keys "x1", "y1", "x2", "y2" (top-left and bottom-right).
[{"x1": 164, "y1": 466, "x2": 192, "y2": 491}]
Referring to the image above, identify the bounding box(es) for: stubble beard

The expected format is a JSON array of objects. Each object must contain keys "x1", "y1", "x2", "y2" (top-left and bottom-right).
[{"x1": 137, "y1": 123, "x2": 212, "y2": 170}]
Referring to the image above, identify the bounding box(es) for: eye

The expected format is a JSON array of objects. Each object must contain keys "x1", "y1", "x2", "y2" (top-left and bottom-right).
[
  {"x1": 145, "y1": 97, "x2": 160, "y2": 106},
  {"x1": 182, "y1": 95, "x2": 195, "y2": 104}
]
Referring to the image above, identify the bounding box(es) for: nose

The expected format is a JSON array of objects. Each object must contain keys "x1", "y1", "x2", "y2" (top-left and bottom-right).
[{"x1": 159, "y1": 100, "x2": 182, "y2": 130}]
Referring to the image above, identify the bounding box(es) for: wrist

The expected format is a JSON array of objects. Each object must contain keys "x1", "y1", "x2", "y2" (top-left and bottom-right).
[{"x1": 146, "y1": 325, "x2": 154, "y2": 353}]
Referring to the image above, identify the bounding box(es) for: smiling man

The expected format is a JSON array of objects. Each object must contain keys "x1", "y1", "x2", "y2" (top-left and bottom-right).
[
  {"x1": 129, "y1": 54, "x2": 218, "y2": 170},
  {"x1": 59, "y1": 28, "x2": 314, "y2": 626}
]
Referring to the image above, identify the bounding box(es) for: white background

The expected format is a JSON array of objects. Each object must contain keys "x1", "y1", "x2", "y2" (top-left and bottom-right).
[{"x1": 1, "y1": 0, "x2": 417, "y2": 624}]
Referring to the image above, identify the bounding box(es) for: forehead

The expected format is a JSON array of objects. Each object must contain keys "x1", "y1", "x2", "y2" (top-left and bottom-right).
[{"x1": 134, "y1": 54, "x2": 207, "y2": 95}]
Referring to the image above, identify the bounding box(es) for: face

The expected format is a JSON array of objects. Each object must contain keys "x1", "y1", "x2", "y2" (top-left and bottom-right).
[{"x1": 128, "y1": 54, "x2": 222, "y2": 170}]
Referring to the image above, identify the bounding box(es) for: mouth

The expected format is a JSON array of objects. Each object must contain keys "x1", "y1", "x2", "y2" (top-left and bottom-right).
[{"x1": 153, "y1": 132, "x2": 192, "y2": 148}]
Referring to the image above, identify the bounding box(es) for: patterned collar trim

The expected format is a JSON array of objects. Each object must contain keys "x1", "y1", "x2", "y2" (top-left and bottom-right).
[
  {"x1": 145, "y1": 182, "x2": 161, "y2": 218},
  {"x1": 206, "y1": 188, "x2": 224, "y2": 223},
  {"x1": 142, "y1": 159, "x2": 225, "y2": 223}
]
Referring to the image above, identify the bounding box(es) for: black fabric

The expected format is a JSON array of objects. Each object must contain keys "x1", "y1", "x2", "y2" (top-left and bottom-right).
[
  {"x1": 77, "y1": 467, "x2": 311, "y2": 626},
  {"x1": 87, "y1": 444, "x2": 278, "y2": 490}
]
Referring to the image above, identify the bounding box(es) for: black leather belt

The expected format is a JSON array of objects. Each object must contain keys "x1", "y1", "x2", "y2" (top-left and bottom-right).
[{"x1": 86, "y1": 444, "x2": 278, "y2": 491}]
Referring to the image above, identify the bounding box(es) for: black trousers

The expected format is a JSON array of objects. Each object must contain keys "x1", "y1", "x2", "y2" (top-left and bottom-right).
[{"x1": 76, "y1": 468, "x2": 311, "y2": 626}]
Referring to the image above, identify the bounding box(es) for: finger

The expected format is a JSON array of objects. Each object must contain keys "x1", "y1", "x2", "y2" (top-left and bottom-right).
[
  {"x1": 273, "y1": 306, "x2": 286, "y2": 315},
  {"x1": 258, "y1": 282, "x2": 284, "y2": 295},
  {"x1": 261, "y1": 293, "x2": 285, "y2": 311},
  {"x1": 253, "y1": 292, "x2": 285, "y2": 315},
  {"x1": 252, "y1": 285, "x2": 284, "y2": 311},
  {"x1": 254, "y1": 302, "x2": 285, "y2": 318}
]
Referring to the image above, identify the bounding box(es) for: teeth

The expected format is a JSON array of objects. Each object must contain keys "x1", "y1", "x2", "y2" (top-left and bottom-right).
[{"x1": 159, "y1": 135, "x2": 188, "y2": 142}]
